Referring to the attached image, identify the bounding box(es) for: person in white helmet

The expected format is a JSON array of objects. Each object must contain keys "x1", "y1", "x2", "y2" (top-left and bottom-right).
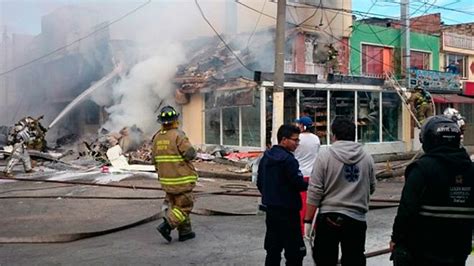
[{"x1": 3, "y1": 124, "x2": 33, "y2": 177}]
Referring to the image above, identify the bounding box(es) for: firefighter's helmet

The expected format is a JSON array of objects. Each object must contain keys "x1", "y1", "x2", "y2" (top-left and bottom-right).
[
  {"x1": 157, "y1": 105, "x2": 179, "y2": 124},
  {"x1": 420, "y1": 115, "x2": 461, "y2": 152}
]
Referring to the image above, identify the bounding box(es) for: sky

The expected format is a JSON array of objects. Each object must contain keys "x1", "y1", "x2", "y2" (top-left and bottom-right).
[
  {"x1": 352, "y1": 0, "x2": 474, "y2": 25},
  {"x1": 1, "y1": 0, "x2": 473, "y2": 36}
]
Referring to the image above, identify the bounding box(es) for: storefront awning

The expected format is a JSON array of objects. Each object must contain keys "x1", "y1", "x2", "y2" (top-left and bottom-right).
[{"x1": 432, "y1": 94, "x2": 474, "y2": 104}]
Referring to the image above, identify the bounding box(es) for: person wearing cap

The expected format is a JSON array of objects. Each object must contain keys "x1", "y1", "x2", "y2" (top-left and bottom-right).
[
  {"x1": 152, "y1": 105, "x2": 198, "y2": 243},
  {"x1": 294, "y1": 116, "x2": 320, "y2": 234}
]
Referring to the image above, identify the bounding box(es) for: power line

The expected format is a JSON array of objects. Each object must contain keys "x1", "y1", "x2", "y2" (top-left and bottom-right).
[
  {"x1": 194, "y1": 0, "x2": 254, "y2": 73},
  {"x1": 351, "y1": 0, "x2": 436, "y2": 74},
  {"x1": 246, "y1": 0, "x2": 267, "y2": 48},
  {"x1": 0, "y1": 0, "x2": 151, "y2": 78},
  {"x1": 293, "y1": 1, "x2": 457, "y2": 29},
  {"x1": 236, "y1": 0, "x2": 437, "y2": 76},
  {"x1": 408, "y1": 0, "x2": 474, "y2": 16}
]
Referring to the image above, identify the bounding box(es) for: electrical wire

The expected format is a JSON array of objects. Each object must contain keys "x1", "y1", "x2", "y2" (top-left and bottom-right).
[
  {"x1": 246, "y1": 0, "x2": 267, "y2": 48},
  {"x1": 296, "y1": 1, "x2": 320, "y2": 27},
  {"x1": 351, "y1": 0, "x2": 437, "y2": 74},
  {"x1": 194, "y1": 0, "x2": 254, "y2": 73},
  {"x1": 236, "y1": 0, "x2": 435, "y2": 75},
  {"x1": 0, "y1": 0, "x2": 151, "y2": 78}
]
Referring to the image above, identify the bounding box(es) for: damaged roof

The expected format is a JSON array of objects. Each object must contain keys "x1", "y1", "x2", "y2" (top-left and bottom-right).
[{"x1": 174, "y1": 27, "x2": 284, "y2": 97}]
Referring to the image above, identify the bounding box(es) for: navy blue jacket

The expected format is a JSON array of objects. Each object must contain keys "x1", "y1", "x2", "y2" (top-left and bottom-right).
[{"x1": 257, "y1": 145, "x2": 308, "y2": 210}]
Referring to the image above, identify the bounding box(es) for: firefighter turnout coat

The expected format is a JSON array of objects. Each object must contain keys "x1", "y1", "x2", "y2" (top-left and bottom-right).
[{"x1": 152, "y1": 127, "x2": 197, "y2": 194}]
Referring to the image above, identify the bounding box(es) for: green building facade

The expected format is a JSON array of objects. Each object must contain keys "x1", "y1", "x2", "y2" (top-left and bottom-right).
[{"x1": 349, "y1": 21, "x2": 440, "y2": 76}]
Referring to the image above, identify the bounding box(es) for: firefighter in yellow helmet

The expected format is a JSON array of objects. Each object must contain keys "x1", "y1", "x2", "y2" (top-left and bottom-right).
[
  {"x1": 152, "y1": 105, "x2": 198, "y2": 242},
  {"x1": 408, "y1": 85, "x2": 433, "y2": 125}
]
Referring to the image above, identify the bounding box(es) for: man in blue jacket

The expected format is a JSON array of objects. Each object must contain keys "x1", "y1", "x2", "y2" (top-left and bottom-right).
[{"x1": 257, "y1": 124, "x2": 308, "y2": 266}]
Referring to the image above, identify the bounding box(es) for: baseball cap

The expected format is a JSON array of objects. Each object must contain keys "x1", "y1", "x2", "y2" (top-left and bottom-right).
[{"x1": 295, "y1": 116, "x2": 313, "y2": 127}]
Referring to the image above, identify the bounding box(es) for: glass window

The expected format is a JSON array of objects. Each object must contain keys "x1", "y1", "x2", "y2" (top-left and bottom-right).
[
  {"x1": 411, "y1": 50, "x2": 430, "y2": 70},
  {"x1": 222, "y1": 108, "x2": 239, "y2": 146},
  {"x1": 204, "y1": 109, "x2": 220, "y2": 145},
  {"x1": 330, "y1": 91, "x2": 355, "y2": 143},
  {"x1": 361, "y1": 45, "x2": 393, "y2": 77},
  {"x1": 382, "y1": 92, "x2": 402, "y2": 141},
  {"x1": 357, "y1": 91, "x2": 380, "y2": 143},
  {"x1": 265, "y1": 88, "x2": 273, "y2": 147},
  {"x1": 300, "y1": 90, "x2": 328, "y2": 144},
  {"x1": 445, "y1": 54, "x2": 466, "y2": 77},
  {"x1": 242, "y1": 92, "x2": 261, "y2": 147},
  {"x1": 284, "y1": 89, "x2": 297, "y2": 125},
  {"x1": 204, "y1": 90, "x2": 261, "y2": 147}
]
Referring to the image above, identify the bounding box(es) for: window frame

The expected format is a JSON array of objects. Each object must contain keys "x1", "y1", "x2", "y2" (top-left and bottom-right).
[{"x1": 445, "y1": 53, "x2": 467, "y2": 78}]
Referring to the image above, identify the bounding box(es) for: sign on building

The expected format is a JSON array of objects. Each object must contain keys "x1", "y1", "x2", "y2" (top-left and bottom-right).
[{"x1": 409, "y1": 68, "x2": 461, "y2": 92}]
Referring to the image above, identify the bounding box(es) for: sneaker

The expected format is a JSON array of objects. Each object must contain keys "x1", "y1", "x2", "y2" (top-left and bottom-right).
[{"x1": 178, "y1": 231, "x2": 196, "y2": 242}]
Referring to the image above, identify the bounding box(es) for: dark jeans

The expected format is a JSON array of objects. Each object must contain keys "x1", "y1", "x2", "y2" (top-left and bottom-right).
[
  {"x1": 312, "y1": 212, "x2": 367, "y2": 266},
  {"x1": 264, "y1": 207, "x2": 306, "y2": 266}
]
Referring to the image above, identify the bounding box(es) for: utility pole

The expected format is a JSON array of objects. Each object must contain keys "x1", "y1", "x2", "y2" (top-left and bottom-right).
[
  {"x1": 401, "y1": 0, "x2": 410, "y2": 87},
  {"x1": 272, "y1": 0, "x2": 286, "y2": 145}
]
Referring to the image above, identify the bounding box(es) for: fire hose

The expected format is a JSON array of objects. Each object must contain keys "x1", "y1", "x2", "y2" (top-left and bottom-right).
[{"x1": 0, "y1": 176, "x2": 399, "y2": 259}]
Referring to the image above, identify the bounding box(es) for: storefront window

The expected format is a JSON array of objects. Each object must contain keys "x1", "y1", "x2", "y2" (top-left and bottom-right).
[
  {"x1": 382, "y1": 92, "x2": 402, "y2": 141},
  {"x1": 204, "y1": 90, "x2": 261, "y2": 147},
  {"x1": 242, "y1": 93, "x2": 261, "y2": 147},
  {"x1": 284, "y1": 89, "x2": 297, "y2": 124},
  {"x1": 330, "y1": 91, "x2": 355, "y2": 143},
  {"x1": 357, "y1": 91, "x2": 380, "y2": 142},
  {"x1": 222, "y1": 107, "x2": 239, "y2": 146},
  {"x1": 300, "y1": 90, "x2": 328, "y2": 144},
  {"x1": 204, "y1": 108, "x2": 220, "y2": 145}
]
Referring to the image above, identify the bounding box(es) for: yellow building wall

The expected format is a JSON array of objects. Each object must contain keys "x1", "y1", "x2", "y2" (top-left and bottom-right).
[
  {"x1": 402, "y1": 104, "x2": 414, "y2": 152},
  {"x1": 181, "y1": 93, "x2": 204, "y2": 146}
]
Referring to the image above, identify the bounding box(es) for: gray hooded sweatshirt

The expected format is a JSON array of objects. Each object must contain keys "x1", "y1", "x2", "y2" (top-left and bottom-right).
[{"x1": 307, "y1": 140, "x2": 376, "y2": 221}]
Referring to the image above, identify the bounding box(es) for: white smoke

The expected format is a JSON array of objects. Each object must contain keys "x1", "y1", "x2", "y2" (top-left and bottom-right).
[{"x1": 100, "y1": 43, "x2": 186, "y2": 135}]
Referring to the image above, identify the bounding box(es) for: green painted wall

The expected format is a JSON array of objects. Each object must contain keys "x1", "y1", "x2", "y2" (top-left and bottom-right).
[{"x1": 349, "y1": 22, "x2": 439, "y2": 75}]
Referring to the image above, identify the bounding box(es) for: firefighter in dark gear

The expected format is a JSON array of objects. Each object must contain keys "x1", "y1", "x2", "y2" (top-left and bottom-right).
[
  {"x1": 407, "y1": 86, "x2": 433, "y2": 125},
  {"x1": 390, "y1": 116, "x2": 474, "y2": 266},
  {"x1": 3, "y1": 124, "x2": 33, "y2": 177},
  {"x1": 152, "y1": 105, "x2": 198, "y2": 242}
]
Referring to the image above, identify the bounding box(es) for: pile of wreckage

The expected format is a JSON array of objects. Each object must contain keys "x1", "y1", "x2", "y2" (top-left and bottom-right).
[{"x1": 0, "y1": 116, "x2": 260, "y2": 180}]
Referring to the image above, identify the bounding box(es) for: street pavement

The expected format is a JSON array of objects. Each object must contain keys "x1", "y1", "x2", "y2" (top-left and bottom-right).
[
  {"x1": 0, "y1": 174, "x2": 473, "y2": 265},
  {"x1": 0, "y1": 207, "x2": 394, "y2": 265},
  {"x1": 3, "y1": 207, "x2": 471, "y2": 265}
]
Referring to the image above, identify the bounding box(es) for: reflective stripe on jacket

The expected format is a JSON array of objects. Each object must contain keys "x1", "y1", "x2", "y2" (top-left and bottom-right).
[{"x1": 151, "y1": 128, "x2": 197, "y2": 192}]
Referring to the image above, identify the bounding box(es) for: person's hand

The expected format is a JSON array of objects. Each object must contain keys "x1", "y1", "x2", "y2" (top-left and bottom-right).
[
  {"x1": 304, "y1": 222, "x2": 312, "y2": 240},
  {"x1": 389, "y1": 241, "x2": 396, "y2": 252}
]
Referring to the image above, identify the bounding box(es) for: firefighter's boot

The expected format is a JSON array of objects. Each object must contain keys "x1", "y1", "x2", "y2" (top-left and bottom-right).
[
  {"x1": 156, "y1": 219, "x2": 172, "y2": 242},
  {"x1": 178, "y1": 231, "x2": 196, "y2": 242},
  {"x1": 178, "y1": 220, "x2": 195, "y2": 242}
]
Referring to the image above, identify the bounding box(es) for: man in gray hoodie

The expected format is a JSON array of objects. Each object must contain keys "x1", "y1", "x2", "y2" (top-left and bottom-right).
[{"x1": 304, "y1": 117, "x2": 376, "y2": 266}]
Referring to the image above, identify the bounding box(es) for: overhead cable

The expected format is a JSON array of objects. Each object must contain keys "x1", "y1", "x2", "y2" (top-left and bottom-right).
[
  {"x1": 194, "y1": 0, "x2": 254, "y2": 73},
  {"x1": 0, "y1": 0, "x2": 152, "y2": 77}
]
